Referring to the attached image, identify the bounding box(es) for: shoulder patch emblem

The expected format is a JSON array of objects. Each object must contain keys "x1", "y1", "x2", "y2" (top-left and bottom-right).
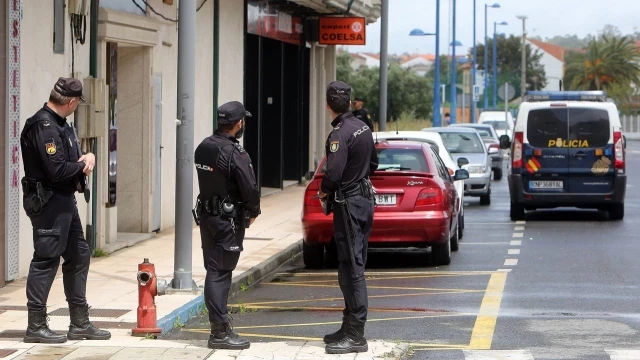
[
  {"x1": 45, "y1": 142, "x2": 57, "y2": 155},
  {"x1": 234, "y1": 144, "x2": 246, "y2": 153},
  {"x1": 330, "y1": 140, "x2": 339, "y2": 153}
]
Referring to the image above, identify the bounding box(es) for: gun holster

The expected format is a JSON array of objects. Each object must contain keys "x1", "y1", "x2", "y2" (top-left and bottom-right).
[{"x1": 21, "y1": 177, "x2": 53, "y2": 216}]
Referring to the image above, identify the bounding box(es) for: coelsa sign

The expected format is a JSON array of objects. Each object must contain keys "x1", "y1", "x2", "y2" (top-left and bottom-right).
[{"x1": 6, "y1": 0, "x2": 20, "y2": 281}]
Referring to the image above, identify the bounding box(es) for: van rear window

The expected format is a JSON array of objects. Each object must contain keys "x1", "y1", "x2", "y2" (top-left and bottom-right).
[
  {"x1": 569, "y1": 108, "x2": 610, "y2": 147},
  {"x1": 526, "y1": 109, "x2": 568, "y2": 148}
]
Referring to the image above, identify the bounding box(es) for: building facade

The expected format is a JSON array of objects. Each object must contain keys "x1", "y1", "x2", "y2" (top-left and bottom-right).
[{"x1": 1, "y1": 0, "x2": 381, "y2": 285}]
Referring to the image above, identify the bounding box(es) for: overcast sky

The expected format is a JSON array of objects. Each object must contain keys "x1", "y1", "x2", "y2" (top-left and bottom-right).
[{"x1": 346, "y1": 0, "x2": 640, "y2": 55}]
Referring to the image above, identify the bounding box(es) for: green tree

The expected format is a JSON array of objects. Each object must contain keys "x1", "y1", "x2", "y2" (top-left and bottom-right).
[
  {"x1": 564, "y1": 35, "x2": 640, "y2": 91},
  {"x1": 336, "y1": 52, "x2": 353, "y2": 85},
  {"x1": 470, "y1": 35, "x2": 547, "y2": 97}
]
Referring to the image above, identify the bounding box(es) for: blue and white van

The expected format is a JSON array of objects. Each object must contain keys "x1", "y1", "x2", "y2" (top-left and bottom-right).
[{"x1": 500, "y1": 91, "x2": 627, "y2": 221}]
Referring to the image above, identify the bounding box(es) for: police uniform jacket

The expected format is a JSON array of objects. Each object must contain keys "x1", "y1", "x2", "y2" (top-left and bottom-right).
[
  {"x1": 194, "y1": 130, "x2": 261, "y2": 218},
  {"x1": 20, "y1": 104, "x2": 85, "y2": 196},
  {"x1": 352, "y1": 108, "x2": 373, "y2": 130},
  {"x1": 321, "y1": 113, "x2": 378, "y2": 195}
]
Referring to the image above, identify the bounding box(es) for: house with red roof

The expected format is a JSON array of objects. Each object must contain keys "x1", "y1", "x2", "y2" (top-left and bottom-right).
[{"x1": 526, "y1": 39, "x2": 566, "y2": 90}]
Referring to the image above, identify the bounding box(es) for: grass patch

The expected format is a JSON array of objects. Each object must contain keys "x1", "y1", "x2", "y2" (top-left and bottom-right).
[
  {"x1": 375, "y1": 110, "x2": 433, "y2": 132},
  {"x1": 92, "y1": 249, "x2": 108, "y2": 258}
]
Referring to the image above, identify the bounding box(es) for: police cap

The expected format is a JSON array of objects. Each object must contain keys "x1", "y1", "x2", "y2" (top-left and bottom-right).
[
  {"x1": 217, "y1": 101, "x2": 252, "y2": 124},
  {"x1": 354, "y1": 96, "x2": 364, "y2": 102},
  {"x1": 326, "y1": 81, "x2": 351, "y2": 102},
  {"x1": 54, "y1": 77, "x2": 86, "y2": 102}
]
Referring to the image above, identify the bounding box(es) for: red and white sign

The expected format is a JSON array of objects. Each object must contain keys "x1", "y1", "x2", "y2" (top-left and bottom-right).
[{"x1": 6, "y1": 0, "x2": 21, "y2": 281}]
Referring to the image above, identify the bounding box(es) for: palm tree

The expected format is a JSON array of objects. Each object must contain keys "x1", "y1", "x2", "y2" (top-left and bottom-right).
[{"x1": 564, "y1": 35, "x2": 640, "y2": 91}]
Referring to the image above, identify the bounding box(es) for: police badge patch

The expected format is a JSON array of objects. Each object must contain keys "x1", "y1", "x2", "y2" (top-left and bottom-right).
[
  {"x1": 45, "y1": 142, "x2": 57, "y2": 155},
  {"x1": 330, "y1": 140, "x2": 339, "y2": 152}
]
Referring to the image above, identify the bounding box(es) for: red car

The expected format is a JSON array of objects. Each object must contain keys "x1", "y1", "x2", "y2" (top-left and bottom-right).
[{"x1": 301, "y1": 140, "x2": 470, "y2": 267}]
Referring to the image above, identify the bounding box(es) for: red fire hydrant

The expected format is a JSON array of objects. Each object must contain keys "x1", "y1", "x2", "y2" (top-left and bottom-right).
[{"x1": 132, "y1": 258, "x2": 167, "y2": 337}]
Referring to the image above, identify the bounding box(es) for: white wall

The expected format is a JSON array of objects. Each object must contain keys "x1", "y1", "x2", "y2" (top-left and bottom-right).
[
  {"x1": 529, "y1": 41, "x2": 564, "y2": 91},
  {"x1": 18, "y1": 1, "x2": 91, "y2": 277}
]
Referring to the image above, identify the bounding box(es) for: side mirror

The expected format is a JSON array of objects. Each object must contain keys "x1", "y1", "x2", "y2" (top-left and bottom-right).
[
  {"x1": 457, "y1": 157, "x2": 469, "y2": 168},
  {"x1": 623, "y1": 135, "x2": 627, "y2": 149},
  {"x1": 488, "y1": 147, "x2": 499, "y2": 154},
  {"x1": 454, "y1": 169, "x2": 470, "y2": 181},
  {"x1": 499, "y1": 135, "x2": 511, "y2": 149},
  {"x1": 305, "y1": 171, "x2": 315, "y2": 181}
]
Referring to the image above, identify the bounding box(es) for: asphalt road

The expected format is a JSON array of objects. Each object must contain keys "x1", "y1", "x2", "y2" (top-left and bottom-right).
[{"x1": 166, "y1": 141, "x2": 640, "y2": 360}]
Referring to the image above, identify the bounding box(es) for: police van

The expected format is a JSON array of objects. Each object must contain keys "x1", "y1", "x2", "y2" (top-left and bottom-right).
[{"x1": 499, "y1": 91, "x2": 627, "y2": 221}]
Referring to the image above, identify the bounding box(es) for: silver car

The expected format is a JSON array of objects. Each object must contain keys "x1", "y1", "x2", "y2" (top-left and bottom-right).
[
  {"x1": 449, "y1": 123, "x2": 504, "y2": 180},
  {"x1": 423, "y1": 127, "x2": 492, "y2": 205}
]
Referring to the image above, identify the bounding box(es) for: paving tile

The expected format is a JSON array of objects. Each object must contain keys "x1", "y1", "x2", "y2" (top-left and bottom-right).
[
  {"x1": 106, "y1": 348, "x2": 167, "y2": 360},
  {"x1": 12, "y1": 346, "x2": 76, "y2": 360},
  {"x1": 58, "y1": 346, "x2": 123, "y2": 360},
  {"x1": 157, "y1": 348, "x2": 212, "y2": 360}
]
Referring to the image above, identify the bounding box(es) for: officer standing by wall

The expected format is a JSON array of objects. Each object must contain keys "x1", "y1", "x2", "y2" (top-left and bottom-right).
[
  {"x1": 351, "y1": 97, "x2": 373, "y2": 130},
  {"x1": 19, "y1": 77, "x2": 111, "y2": 343},
  {"x1": 193, "y1": 101, "x2": 261, "y2": 350},
  {"x1": 318, "y1": 81, "x2": 378, "y2": 354}
]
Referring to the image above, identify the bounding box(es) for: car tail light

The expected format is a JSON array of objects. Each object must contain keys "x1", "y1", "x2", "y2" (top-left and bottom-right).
[
  {"x1": 415, "y1": 181, "x2": 443, "y2": 211},
  {"x1": 614, "y1": 130, "x2": 624, "y2": 170},
  {"x1": 512, "y1": 131, "x2": 524, "y2": 168}
]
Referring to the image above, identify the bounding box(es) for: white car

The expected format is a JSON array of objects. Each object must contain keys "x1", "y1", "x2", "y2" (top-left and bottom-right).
[
  {"x1": 478, "y1": 111, "x2": 514, "y2": 142},
  {"x1": 373, "y1": 131, "x2": 469, "y2": 239}
]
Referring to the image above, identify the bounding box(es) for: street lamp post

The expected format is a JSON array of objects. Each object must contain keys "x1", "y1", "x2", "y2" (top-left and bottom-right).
[
  {"x1": 484, "y1": 3, "x2": 500, "y2": 111},
  {"x1": 492, "y1": 21, "x2": 507, "y2": 109},
  {"x1": 450, "y1": 0, "x2": 458, "y2": 125},
  {"x1": 472, "y1": 0, "x2": 477, "y2": 123},
  {"x1": 409, "y1": 28, "x2": 438, "y2": 126}
]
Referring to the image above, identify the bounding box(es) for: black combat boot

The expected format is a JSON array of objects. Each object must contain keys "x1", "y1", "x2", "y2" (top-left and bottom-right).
[
  {"x1": 67, "y1": 305, "x2": 111, "y2": 340},
  {"x1": 323, "y1": 317, "x2": 347, "y2": 344},
  {"x1": 208, "y1": 321, "x2": 250, "y2": 350},
  {"x1": 325, "y1": 324, "x2": 368, "y2": 354},
  {"x1": 24, "y1": 309, "x2": 67, "y2": 343}
]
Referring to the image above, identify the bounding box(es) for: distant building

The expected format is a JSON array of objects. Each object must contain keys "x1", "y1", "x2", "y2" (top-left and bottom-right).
[
  {"x1": 399, "y1": 54, "x2": 436, "y2": 76},
  {"x1": 527, "y1": 39, "x2": 565, "y2": 91}
]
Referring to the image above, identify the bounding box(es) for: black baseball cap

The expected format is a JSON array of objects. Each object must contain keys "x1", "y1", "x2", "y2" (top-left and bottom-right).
[
  {"x1": 326, "y1": 81, "x2": 351, "y2": 101},
  {"x1": 217, "y1": 101, "x2": 252, "y2": 125},
  {"x1": 54, "y1": 77, "x2": 85, "y2": 102},
  {"x1": 354, "y1": 96, "x2": 364, "y2": 102}
]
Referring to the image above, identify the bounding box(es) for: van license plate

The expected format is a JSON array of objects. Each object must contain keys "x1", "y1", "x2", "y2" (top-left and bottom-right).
[
  {"x1": 530, "y1": 181, "x2": 563, "y2": 189},
  {"x1": 375, "y1": 194, "x2": 396, "y2": 205}
]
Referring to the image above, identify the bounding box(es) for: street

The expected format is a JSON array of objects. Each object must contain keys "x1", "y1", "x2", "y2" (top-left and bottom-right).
[{"x1": 165, "y1": 141, "x2": 640, "y2": 360}]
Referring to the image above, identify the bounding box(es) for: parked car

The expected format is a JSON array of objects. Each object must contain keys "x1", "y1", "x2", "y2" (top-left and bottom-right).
[
  {"x1": 449, "y1": 124, "x2": 504, "y2": 180},
  {"x1": 423, "y1": 127, "x2": 492, "y2": 205},
  {"x1": 374, "y1": 131, "x2": 469, "y2": 238},
  {"x1": 478, "y1": 110, "x2": 514, "y2": 142},
  {"x1": 302, "y1": 140, "x2": 470, "y2": 268}
]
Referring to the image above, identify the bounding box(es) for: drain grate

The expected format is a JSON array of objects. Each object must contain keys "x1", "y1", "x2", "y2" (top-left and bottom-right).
[
  {"x1": 0, "y1": 349, "x2": 17, "y2": 358},
  {"x1": 0, "y1": 305, "x2": 27, "y2": 311},
  {"x1": 49, "y1": 308, "x2": 130, "y2": 318}
]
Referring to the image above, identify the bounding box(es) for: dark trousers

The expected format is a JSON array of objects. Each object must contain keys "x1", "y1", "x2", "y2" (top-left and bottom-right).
[
  {"x1": 199, "y1": 213, "x2": 244, "y2": 324},
  {"x1": 25, "y1": 193, "x2": 91, "y2": 312},
  {"x1": 333, "y1": 195, "x2": 374, "y2": 328}
]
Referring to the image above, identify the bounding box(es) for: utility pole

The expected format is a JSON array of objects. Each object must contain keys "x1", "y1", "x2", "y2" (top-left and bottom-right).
[
  {"x1": 378, "y1": 0, "x2": 389, "y2": 131},
  {"x1": 517, "y1": 15, "x2": 527, "y2": 97},
  {"x1": 172, "y1": 0, "x2": 197, "y2": 291}
]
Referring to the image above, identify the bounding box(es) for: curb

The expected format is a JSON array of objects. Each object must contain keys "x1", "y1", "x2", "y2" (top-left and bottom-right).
[
  {"x1": 157, "y1": 239, "x2": 303, "y2": 334},
  {"x1": 387, "y1": 343, "x2": 412, "y2": 359}
]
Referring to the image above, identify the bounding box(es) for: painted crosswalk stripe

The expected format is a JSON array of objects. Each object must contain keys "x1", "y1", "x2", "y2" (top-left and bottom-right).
[
  {"x1": 514, "y1": 226, "x2": 525, "y2": 231},
  {"x1": 510, "y1": 240, "x2": 522, "y2": 246},
  {"x1": 516, "y1": 220, "x2": 526, "y2": 224},
  {"x1": 508, "y1": 249, "x2": 520, "y2": 255},
  {"x1": 512, "y1": 233, "x2": 524, "y2": 238},
  {"x1": 504, "y1": 259, "x2": 518, "y2": 266},
  {"x1": 606, "y1": 350, "x2": 640, "y2": 359},
  {"x1": 463, "y1": 350, "x2": 534, "y2": 359}
]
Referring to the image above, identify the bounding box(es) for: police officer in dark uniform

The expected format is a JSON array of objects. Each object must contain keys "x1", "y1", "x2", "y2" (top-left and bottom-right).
[
  {"x1": 318, "y1": 81, "x2": 378, "y2": 354},
  {"x1": 20, "y1": 77, "x2": 111, "y2": 343},
  {"x1": 351, "y1": 96, "x2": 373, "y2": 130},
  {"x1": 193, "y1": 101, "x2": 260, "y2": 350}
]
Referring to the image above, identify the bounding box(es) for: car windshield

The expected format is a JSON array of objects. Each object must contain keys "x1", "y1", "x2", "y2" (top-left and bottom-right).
[
  {"x1": 376, "y1": 148, "x2": 429, "y2": 172},
  {"x1": 438, "y1": 132, "x2": 485, "y2": 154},
  {"x1": 483, "y1": 120, "x2": 509, "y2": 130},
  {"x1": 477, "y1": 130, "x2": 492, "y2": 138}
]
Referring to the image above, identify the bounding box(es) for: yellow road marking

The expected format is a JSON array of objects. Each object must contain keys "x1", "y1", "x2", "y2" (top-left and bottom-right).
[
  {"x1": 275, "y1": 273, "x2": 490, "y2": 285},
  {"x1": 468, "y1": 272, "x2": 508, "y2": 350},
  {"x1": 237, "y1": 305, "x2": 453, "y2": 313},
  {"x1": 277, "y1": 271, "x2": 497, "y2": 277},
  {"x1": 410, "y1": 344, "x2": 470, "y2": 349},
  {"x1": 231, "y1": 290, "x2": 483, "y2": 307},
  {"x1": 182, "y1": 329, "x2": 322, "y2": 342},
  {"x1": 264, "y1": 282, "x2": 485, "y2": 292}
]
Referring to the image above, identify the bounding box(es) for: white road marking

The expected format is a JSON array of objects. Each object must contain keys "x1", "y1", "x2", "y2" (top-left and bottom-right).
[
  {"x1": 497, "y1": 269, "x2": 512, "y2": 272},
  {"x1": 514, "y1": 226, "x2": 525, "y2": 231},
  {"x1": 516, "y1": 221, "x2": 526, "y2": 225},
  {"x1": 606, "y1": 350, "x2": 640, "y2": 359},
  {"x1": 512, "y1": 233, "x2": 524, "y2": 238},
  {"x1": 510, "y1": 240, "x2": 522, "y2": 246},
  {"x1": 463, "y1": 350, "x2": 534, "y2": 359},
  {"x1": 504, "y1": 259, "x2": 518, "y2": 266},
  {"x1": 508, "y1": 249, "x2": 521, "y2": 255}
]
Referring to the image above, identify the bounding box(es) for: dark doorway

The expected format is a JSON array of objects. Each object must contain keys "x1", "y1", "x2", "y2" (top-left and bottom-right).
[
  {"x1": 244, "y1": 34, "x2": 262, "y2": 189},
  {"x1": 260, "y1": 38, "x2": 284, "y2": 189}
]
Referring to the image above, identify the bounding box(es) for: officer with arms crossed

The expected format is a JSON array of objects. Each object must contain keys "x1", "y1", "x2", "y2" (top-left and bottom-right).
[
  {"x1": 193, "y1": 101, "x2": 261, "y2": 350},
  {"x1": 318, "y1": 81, "x2": 378, "y2": 354},
  {"x1": 351, "y1": 96, "x2": 373, "y2": 130},
  {"x1": 20, "y1": 77, "x2": 111, "y2": 343}
]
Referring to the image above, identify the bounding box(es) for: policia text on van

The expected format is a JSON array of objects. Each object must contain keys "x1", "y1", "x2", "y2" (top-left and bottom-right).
[{"x1": 500, "y1": 91, "x2": 627, "y2": 221}]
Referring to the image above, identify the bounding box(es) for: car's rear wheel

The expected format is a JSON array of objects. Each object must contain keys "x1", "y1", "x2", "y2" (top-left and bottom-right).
[
  {"x1": 303, "y1": 241, "x2": 325, "y2": 269},
  {"x1": 450, "y1": 222, "x2": 459, "y2": 252},
  {"x1": 493, "y1": 169, "x2": 502, "y2": 181},
  {"x1": 432, "y1": 239, "x2": 451, "y2": 266},
  {"x1": 480, "y1": 189, "x2": 491, "y2": 206},
  {"x1": 458, "y1": 212, "x2": 464, "y2": 240},
  {"x1": 609, "y1": 203, "x2": 624, "y2": 221},
  {"x1": 510, "y1": 203, "x2": 525, "y2": 221}
]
